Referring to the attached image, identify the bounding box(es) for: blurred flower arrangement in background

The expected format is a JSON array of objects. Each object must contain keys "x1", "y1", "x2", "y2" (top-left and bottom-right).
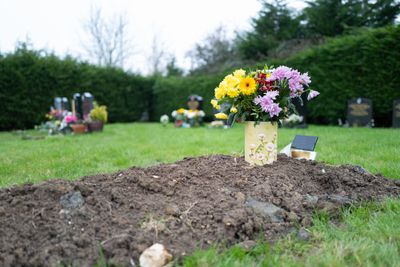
[{"x1": 171, "y1": 108, "x2": 205, "y2": 128}]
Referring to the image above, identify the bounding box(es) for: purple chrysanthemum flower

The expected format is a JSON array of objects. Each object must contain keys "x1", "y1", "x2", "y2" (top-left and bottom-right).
[
  {"x1": 271, "y1": 66, "x2": 292, "y2": 80},
  {"x1": 301, "y1": 72, "x2": 311, "y2": 86},
  {"x1": 307, "y1": 90, "x2": 320, "y2": 100},
  {"x1": 253, "y1": 91, "x2": 282, "y2": 117}
]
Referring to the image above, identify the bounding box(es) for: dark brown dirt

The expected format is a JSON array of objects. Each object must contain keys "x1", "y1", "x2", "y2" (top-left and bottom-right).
[{"x1": 0, "y1": 155, "x2": 399, "y2": 267}]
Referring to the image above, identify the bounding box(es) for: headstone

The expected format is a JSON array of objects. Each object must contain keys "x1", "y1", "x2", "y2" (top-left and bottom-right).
[
  {"x1": 347, "y1": 98, "x2": 372, "y2": 127},
  {"x1": 140, "y1": 110, "x2": 150, "y2": 122},
  {"x1": 54, "y1": 97, "x2": 62, "y2": 110},
  {"x1": 73, "y1": 93, "x2": 82, "y2": 119},
  {"x1": 392, "y1": 99, "x2": 400, "y2": 128},
  {"x1": 61, "y1": 97, "x2": 69, "y2": 111},
  {"x1": 82, "y1": 92, "x2": 94, "y2": 120},
  {"x1": 187, "y1": 95, "x2": 204, "y2": 127},
  {"x1": 187, "y1": 95, "x2": 203, "y2": 110}
]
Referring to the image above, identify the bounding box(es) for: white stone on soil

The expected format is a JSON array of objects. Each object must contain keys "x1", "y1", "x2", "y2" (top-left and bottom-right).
[{"x1": 139, "y1": 243, "x2": 172, "y2": 267}]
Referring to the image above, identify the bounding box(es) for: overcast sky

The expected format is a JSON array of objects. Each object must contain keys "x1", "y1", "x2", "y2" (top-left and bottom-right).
[{"x1": 0, "y1": 0, "x2": 307, "y2": 74}]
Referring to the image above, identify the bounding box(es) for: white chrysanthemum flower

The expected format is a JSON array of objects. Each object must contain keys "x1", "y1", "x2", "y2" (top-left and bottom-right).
[
  {"x1": 187, "y1": 112, "x2": 195, "y2": 119},
  {"x1": 160, "y1": 115, "x2": 169, "y2": 124}
]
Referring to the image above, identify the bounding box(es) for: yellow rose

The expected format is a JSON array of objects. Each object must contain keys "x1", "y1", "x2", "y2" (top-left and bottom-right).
[
  {"x1": 226, "y1": 87, "x2": 239, "y2": 98},
  {"x1": 224, "y1": 74, "x2": 240, "y2": 88},
  {"x1": 239, "y1": 77, "x2": 257, "y2": 95},
  {"x1": 215, "y1": 113, "x2": 228, "y2": 120},
  {"x1": 210, "y1": 99, "x2": 218, "y2": 107},
  {"x1": 230, "y1": 107, "x2": 238, "y2": 113},
  {"x1": 233, "y1": 69, "x2": 246, "y2": 78},
  {"x1": 214, "y1": 83, "x2": 228, "y2": 99}
]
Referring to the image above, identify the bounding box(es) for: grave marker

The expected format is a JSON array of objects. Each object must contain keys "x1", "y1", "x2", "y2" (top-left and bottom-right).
[
  {"x1": 280, "y1": 135, "x2": 319, "y2": 160},
  {"x1": 393, "y1": 99, "x2": 400, "y2": 128},
  {"x1": 61, "y1": 97, "x2": 69, "y2": 111},
  {"x1": 291, "y1": 135, "x2": 319, "y2": 151},
  {"x1": 347, "y1": 98, "x2": 372, "y2": 127},
  {"x1": 54, "y1": 97, "x2": 62, "y2": 110},
  {"x1": 73, "y1": 93, "x2": 82, "y2": 119},
  {"x1": 82, "y1": 92, "x2": 94, "y2": 120}
]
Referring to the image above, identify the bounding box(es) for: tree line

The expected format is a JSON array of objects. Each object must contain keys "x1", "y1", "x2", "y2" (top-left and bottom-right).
[{"x1": 187, "y1": 0, "x2": 400, "y2": 75}]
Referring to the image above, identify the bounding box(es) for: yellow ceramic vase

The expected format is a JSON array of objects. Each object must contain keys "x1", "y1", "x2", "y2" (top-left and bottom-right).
[{"x1": 245, "y1": 121, "x2": 278, "y2": 165}]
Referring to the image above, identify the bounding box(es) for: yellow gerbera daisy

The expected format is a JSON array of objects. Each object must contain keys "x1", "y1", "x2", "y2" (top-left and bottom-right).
[
  {"x1": 215, "y1": 113, "x2": 228, "y2": 120},
  {"x1": 239, "y1": 77, "x2": 257, "y2": 95}
]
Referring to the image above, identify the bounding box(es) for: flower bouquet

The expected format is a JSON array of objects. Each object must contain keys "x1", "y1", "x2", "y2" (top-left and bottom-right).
[
  {"x1": 211, "y1": 65, "x2": 319, "y2": 165},
  {"x1": 171, "y1": 108, "x2": 205, "y2": 128},
  {"x1": 171, "y1": 108, "x2": 188, "y2": 127},
  {"x1": 87, "y1": 104, "x2": 108, "y2": 132}
]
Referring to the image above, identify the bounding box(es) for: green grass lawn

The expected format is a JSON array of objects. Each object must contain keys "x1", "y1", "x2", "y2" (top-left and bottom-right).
[{"x1": 1, "y1": 123, "x2": 399, "y2": 266}]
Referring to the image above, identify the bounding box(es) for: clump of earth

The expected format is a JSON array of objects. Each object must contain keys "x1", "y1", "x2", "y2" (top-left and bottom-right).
[{"x1": 0, "y1": 155, "x2": 399, "y2": 267}]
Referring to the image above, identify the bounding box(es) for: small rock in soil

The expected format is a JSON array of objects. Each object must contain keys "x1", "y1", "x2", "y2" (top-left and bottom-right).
[
  {"x1": 139, "y1": 243, "x2": 173, "y2": 267},
  {"x1": 305, "y1": 194, "x2": 319, "y2": 206},
  {"x1": 287, "y1": 211, "x2": 299, "y2": 222},
  {"x1": 327, "y1": 194, "x2": 352, "y2": 205},
  {"x1": 59, "y1": 191, "x2": 84, "y2": 210},
  {"x1": 164, "y1": 204, "x2": 180, "y2": 216},
  {"x1": 297, "y1": 228, "x2": 310, "y2": 241},
  {"x1": 234, "y1": 192, "x2": 246, "y2": 203},
  {"x1": 236, "y1": 240, "x2": 257, "y2": 251},
  {"x1": 352, "y1": 165, "x2": 370, "y2": 175},
  {"x1": 245, "y1": 198, "x2": 284, "y2": 223}
]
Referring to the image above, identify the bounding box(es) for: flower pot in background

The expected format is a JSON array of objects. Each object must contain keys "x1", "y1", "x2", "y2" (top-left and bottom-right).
[
  {"x1": 71, "y1": 123, "x2": 86, "y2": 134},
  {"x1": 87, "y1": 121, "x2": 104, "y2": 132},
  {"x1": 245, "y1": 121, "x2": 278, "y2": 165}
]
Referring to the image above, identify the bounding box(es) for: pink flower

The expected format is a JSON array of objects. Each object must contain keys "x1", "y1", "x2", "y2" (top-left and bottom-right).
[
  {"x1": 301, "y1": 72, "x2": 311, "y2": 86},
  {"x1": 270, "y1": 66, "x2": 292, "y2": 80},
  {"x1": 307, "y1": 90, "x2": 320, "y2": 100},
  {"x1": 254, "y1": 91, "x2": 282, "y2": 117},
  {"x1": 65, "y1": 115, "x2": 77, "y2": 124}
]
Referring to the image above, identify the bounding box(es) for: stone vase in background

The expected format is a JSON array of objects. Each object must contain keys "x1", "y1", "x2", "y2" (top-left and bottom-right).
[{"x1": 245, "y1": 121, "x2": 278, "y2": 165}]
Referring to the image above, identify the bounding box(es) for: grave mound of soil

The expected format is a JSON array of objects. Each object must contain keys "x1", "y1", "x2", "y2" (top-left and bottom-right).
[{"x1": 0, "y1": 155, "x2": 399, "y2": 267}]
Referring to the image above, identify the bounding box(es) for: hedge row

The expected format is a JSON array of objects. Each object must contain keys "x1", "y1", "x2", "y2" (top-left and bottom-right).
[
  {"x1": 275, "y1": 26, "x2": 400, "y2": 126},
  {"x1": 0, "y1": 48, "x2": 154, "y2": 130},
  {"x1": 1, "y1": 26, "x2": 399, "y2": 130}
]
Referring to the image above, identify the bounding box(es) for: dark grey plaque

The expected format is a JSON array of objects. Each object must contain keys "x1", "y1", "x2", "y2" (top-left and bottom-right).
[
  {"x1": 347, "y1": 98, "x2": 372, "y2": 127},
  {"x1": 291, "y1": 135, "x2": 318, "y2": 151},
  {"x1": 82, "y1": 92, "x2": 94, "y2": 120}
]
